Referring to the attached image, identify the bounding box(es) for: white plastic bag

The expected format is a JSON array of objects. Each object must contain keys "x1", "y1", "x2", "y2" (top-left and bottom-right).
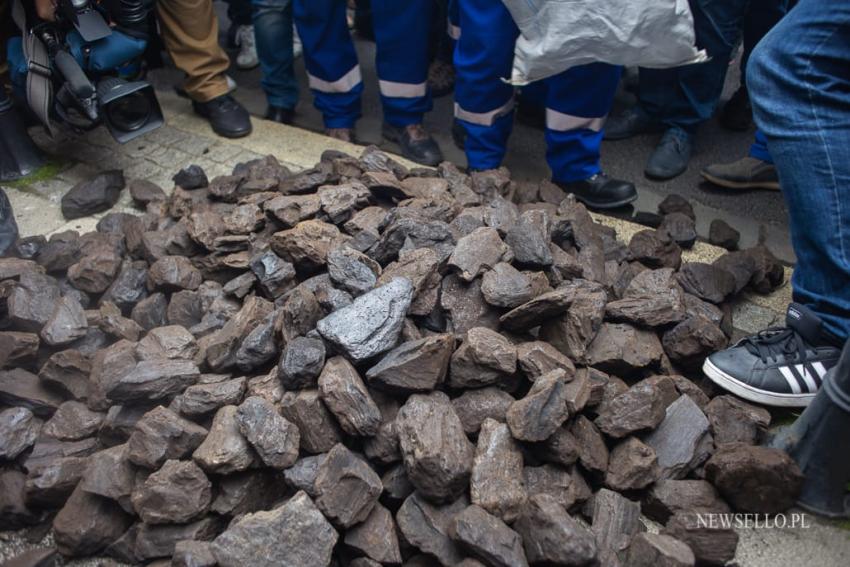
[{"x1": 502, "y1": 0, "x2": 709, "y2": 85}]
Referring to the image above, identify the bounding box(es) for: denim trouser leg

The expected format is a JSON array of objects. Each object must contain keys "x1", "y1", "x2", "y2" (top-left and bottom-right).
[
  {"x1": 748, "y1": 0, "x2": 850, "y2": 339},
  {"x1": 638, "y1": 0, "x2": 749, "y2": 133},
  {"x1": 252, "y1": 0, "x2": 299, "y2": 110}
]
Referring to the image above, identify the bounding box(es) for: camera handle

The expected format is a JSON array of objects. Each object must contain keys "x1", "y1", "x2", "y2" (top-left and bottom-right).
[
  {"x1": 42, "y1": 35, "x2": 99, "y2": 123},
  {"x1": 11, "y1": 0, "x2": 55, "y2": 135}
]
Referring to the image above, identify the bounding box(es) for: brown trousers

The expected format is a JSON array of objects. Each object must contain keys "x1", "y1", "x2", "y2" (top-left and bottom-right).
[{"x1": 157, "y1": 0, "x2": 231, "y2": 102}]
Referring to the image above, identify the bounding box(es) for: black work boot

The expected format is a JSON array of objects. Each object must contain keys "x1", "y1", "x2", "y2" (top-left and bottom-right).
[
  {"x1": 383, "y1": 123, "x2": 444, "y2": 167},
  {"x1": 555, "y1": 173, "x2": 638, "y2": 210},
  {"x1": 192, "y1": 94, "x2": 252, "y2": 139}
]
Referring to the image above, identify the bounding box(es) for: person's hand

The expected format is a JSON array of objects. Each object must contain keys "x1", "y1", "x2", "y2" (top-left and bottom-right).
[{"x1": 34, "y1": 0, "x2": 58, "y2": 21}]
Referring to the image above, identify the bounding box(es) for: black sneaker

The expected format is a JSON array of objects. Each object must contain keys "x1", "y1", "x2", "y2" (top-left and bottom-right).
[
  {"x1": 704, "y1": 303, "x2": 843, "y2": 407},
  {"x1": 192, "y1": 94, "x2": 252, "y2": 139}
]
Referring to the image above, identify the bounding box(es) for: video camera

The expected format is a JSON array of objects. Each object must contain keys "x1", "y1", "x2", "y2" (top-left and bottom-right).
[{"x1": 29, "y1": 0, "x2": 163, "y2": 143}]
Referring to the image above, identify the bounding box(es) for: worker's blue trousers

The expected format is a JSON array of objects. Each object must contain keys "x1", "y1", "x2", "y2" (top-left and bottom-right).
[
  {"x1": 452, "y1": 0, "x2": 620, "y2": 182},
  {"x1": 293, "y1": 0, "x2": 434, "y2": 129}
]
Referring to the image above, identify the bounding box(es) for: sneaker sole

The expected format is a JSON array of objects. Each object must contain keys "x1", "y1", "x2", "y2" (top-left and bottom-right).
[
  {"x1": 703, "y1": 358, "x2": 815, "y2": 408},
  {"x1": 701, "y1": 172, "x2": 780, "y2": 191}
]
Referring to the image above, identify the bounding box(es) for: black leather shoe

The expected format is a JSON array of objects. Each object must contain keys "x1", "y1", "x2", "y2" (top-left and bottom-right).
[
  {"x1": 555, "y1": 173, "x2": 637, "y2": 209},
  {"x1": 603, "y1": 105, "x2": 661, "y2": 140},
  {"x1": 192, "y1": 94, "x2": 252, "y2": 139},
  {"x1": 383, "y1": 123, "x2": 444, "y2": 166},
  {"x1": 265, "y1": 105, "x2": 294, "y2": 125}
]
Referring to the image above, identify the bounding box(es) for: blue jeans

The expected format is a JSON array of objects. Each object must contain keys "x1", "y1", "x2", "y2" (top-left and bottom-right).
[
  {"x1": 748, "y1": 0, "x2": 850, "y2": 339},
  {"x1": 638, "y1": 0, "x2": 750, "y2": 134},
  {"x1": 745, "y1": 0, "x2": 790, "y2": 166},
  {"x1": 252, "y1": 0, "x2": 299, "y2": 110}
]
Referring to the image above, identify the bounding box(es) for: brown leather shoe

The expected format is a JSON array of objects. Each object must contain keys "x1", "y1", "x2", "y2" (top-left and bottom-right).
[
  {"x1": 325, "y1": 128, "x2": 356, "y2": 143},
  {"x1": 701, "y1": 157, "x2": 780, "y2": 191}
]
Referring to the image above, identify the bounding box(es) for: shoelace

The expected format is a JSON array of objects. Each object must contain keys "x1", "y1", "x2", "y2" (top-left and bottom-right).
[
  {"x1": 742, "y1": 326, "x2": 809, "y2": 365},
  {"x1": 659, "y1": 130, "x2": 688, "y2": 153},
  {"x1": 238, "y1": 26, "x2": 255, "y2": 49}
]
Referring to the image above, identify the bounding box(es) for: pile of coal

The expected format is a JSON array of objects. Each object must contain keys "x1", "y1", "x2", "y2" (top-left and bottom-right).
[{"x1": 0, "y1": 147, "x2": 796, "y2": 567}]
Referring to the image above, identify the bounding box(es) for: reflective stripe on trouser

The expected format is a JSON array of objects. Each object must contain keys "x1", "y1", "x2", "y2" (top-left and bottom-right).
[
  {"x1": 545, "y1": 62, "x2": 622, "y2": 183},
  {"x1": 293, "y1": 0, "x2": 362, "y2": 128},
  {"x1": 454, "y1": 0, "x2": 519, "y2": 170},
  {"x1": 294, "y1": 0, "x2": 433, "y2": 128},
  {"x1": 372, "y1": 0, "x2": 434, "y2": 126}
]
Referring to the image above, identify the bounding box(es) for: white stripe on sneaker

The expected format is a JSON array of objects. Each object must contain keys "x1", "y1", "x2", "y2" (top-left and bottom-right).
[
  {"x1": 703, "y1": 358, "x2": 815, "y2": 408},
  {"x1": 794, "y1": 364, "x2": 818, "y2": 392},
  {"x1": 812, "y1": 361, "x2": 828, "y2": 379},
  {"x1": 779, "y1": 366, "x2": 802, "y2": 394}
]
